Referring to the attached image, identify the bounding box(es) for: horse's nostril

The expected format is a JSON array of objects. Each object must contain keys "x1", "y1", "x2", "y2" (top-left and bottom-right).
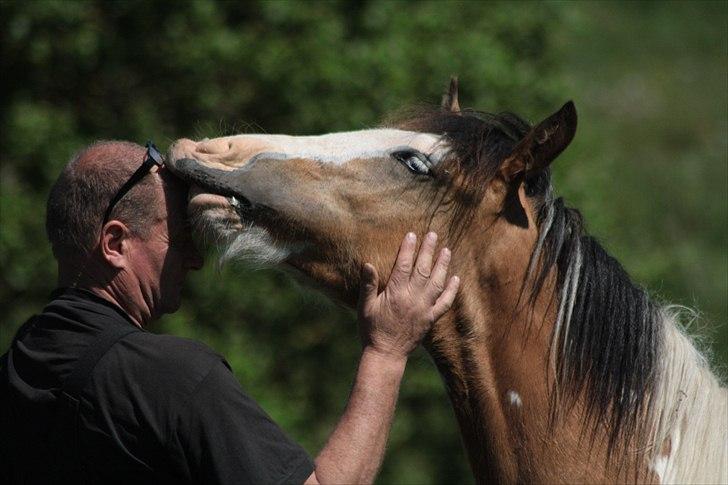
[{"x1": 194, "y1": 139, "x2": 234, "y2": 155}]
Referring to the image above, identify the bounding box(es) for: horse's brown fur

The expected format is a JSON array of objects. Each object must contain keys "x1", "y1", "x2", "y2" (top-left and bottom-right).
[{"x1": 168, "y1": 102, "x2": 660, "y2": 483}]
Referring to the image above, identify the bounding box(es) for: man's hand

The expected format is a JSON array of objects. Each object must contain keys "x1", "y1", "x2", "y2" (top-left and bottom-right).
[
  {"x1": 308, "y1": 232, "x2": 459, "y2": 485},
  {"x1": 357, "y1": 232, "x2": 460, "y2": 359}
]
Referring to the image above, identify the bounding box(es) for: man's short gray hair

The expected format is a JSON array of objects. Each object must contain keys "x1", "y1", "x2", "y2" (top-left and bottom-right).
[{"x1": 45, "y1": 140, "x2": 160, "y2": 260}]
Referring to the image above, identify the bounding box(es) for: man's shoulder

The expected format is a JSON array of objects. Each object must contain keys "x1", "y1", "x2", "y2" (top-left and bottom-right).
[
  {"x1": 95, "y1": 331, "x2": 231, "y2": 400},
  {"x1": 125, "y1": 331, "x2": 222, "y2": 364}
]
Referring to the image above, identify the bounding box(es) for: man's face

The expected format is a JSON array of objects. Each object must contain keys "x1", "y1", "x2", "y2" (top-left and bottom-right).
[{"x1": 127, "y1": 169, "x2": 203, "y2": 319}]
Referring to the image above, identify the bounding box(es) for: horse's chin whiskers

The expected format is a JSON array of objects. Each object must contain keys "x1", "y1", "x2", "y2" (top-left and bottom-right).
[{"x1": 191, "y1": 209, "x2": 299, "y2": 269}]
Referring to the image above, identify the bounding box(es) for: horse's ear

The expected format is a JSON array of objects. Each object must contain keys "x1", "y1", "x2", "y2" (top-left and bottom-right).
[
  {"x1": 441, "y1": 76, "x2": 461, "y2": 114},
  {"x1": 500, "y1": 101, "x2": 577, "y2": 181}
]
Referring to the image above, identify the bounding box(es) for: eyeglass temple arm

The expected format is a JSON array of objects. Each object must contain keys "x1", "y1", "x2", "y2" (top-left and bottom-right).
[{"x1": 101, "y1": 157, "x2": 160, "y2": 225}]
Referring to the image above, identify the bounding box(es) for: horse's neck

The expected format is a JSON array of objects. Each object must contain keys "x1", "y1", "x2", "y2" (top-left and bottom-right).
[
  {"x1": 423, "y1": 212, "x2": 726, "y2": 483},
  {"x1": 427, "y1": 252, "x2": 624, "y2": 483},
  {"x1": 427, "y1": 272, "x2": 555, "y2": 483}
]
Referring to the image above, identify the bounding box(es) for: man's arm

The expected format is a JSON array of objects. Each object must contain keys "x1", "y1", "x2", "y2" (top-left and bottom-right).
[{"x1": 306, "y1": 232, "x2": 460, "y2": 484}]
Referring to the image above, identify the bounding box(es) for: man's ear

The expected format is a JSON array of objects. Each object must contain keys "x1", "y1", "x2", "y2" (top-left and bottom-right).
[
  {"x1": 100, "y1": 221, "x2": 130, "y2": 269},
  {"x1": 500, "y1": 101, "x2": 577, "y2": 181}
]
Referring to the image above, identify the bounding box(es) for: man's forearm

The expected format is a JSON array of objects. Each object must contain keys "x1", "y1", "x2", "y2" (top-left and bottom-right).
[
  {"x1": 305, "y1": 233, "x2": 458, "y2": 484},
  {"x1": 312, "y1": 347, "x2": 406, "y2": 484}
]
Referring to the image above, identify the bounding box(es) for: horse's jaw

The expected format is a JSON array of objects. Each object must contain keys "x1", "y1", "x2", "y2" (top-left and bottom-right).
[{"x1": 182, "y1": 182, "x2": 360, "y2": 305}]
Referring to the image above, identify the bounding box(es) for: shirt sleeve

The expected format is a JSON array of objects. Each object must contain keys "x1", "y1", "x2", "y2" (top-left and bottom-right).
[{"x1": 169, "y1": 360, "x2": 315, "y2": 485}]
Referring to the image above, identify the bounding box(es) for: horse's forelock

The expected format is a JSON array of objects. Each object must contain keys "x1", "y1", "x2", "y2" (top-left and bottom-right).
[
  {"x1": 393, "y1": 107, "x2": 544, "y2": 243},
  {"x1": 394, "y1": 108, "x2": 532, "y2": 188}
]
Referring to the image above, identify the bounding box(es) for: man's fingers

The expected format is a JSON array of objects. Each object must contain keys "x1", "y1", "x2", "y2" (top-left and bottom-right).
[
  {"x1": 427, "y1": 247, "x2": 451, "y2": 297},
  {"x1": 389, "y1": 232, "x2": 417, "y2": 283},
  {"x1": 432, "y1": 275, "x2": 460, "y2": 321},
  {"x1": 359, "y1": 263, "x2": 380, "y2": 305},
  {"x1": 412, "y1": 232, "x2": 437, "y2": 284}
]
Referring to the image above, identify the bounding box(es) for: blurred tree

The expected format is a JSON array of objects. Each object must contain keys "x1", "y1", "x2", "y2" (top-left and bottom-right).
[
  {"x1": 1, "y1": 1, "x2": 724, "y2": 484},
  {"x1": 551, "y1": 1, "x2": 728, "y2": 367}
]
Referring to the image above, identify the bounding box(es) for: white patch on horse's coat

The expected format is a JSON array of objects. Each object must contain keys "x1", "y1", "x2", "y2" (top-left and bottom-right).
[
  {"x1": 651, "y1": 454, "x2": 669, "y2": 484},
  {"x1": 650, "y1": 429, "x2": 679, "y2": 485},
  {"x1": 506, "y1": 390, "x2": 523, "y2": 408},
  {"x1": 230, "y1": 129, "x2": 446, "y2": 165}
]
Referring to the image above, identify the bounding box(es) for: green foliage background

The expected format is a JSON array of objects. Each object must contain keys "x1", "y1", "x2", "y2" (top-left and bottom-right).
[{"x1": 1, "y1": 1, "x2": 725, "y2": 483}]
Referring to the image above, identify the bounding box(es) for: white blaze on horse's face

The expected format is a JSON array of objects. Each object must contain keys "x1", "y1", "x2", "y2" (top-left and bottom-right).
[
  {"x1": 168, "y1": 129, "x2": 448, "y2": 278},
  {"x1": 179, "y1": 129, "x2": 447, "y2": 168},
  {"x1": 219, "y1": 129, "x2": 447, "y2": 166}
]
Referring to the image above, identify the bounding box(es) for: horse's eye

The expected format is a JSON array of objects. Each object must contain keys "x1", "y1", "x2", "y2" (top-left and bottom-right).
[{"x1": 392, "y1": 150, "x2": 432, "y2": 176}]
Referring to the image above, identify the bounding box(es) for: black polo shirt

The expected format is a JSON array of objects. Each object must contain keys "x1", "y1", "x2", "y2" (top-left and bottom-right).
[{"x1": 0, "y1": 288, "x2": 314, "y2": 484}]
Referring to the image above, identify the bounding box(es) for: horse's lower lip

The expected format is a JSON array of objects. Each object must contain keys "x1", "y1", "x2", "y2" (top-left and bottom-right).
[
  {"x1": 188, "y1": 185, "x2": 251, "y2": 210},
  {"x1": 188, "y1": 187, "x2": 227, "y2": 206}
]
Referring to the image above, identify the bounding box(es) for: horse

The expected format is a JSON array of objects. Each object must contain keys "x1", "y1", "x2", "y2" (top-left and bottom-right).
[{"x1": 167, "y1": 79, "x2": 727, "y2": 484}]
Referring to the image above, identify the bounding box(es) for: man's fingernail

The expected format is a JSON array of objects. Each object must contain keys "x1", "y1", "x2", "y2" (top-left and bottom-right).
[
  {"x1": 427, "y1": 232, "x2": 437, "y2": 241},
  {"x1": 407, "y1": 232, "x2": 416, "y2": 241}
]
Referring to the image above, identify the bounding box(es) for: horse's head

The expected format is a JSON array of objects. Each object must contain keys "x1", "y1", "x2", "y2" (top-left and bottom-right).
[{"x1": 168, "y1": 80, "x2": 577, "y2": 308}]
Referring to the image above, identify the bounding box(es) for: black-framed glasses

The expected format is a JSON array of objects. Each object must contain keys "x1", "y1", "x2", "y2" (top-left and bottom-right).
[{"x1": 102, "y1": 141, "x2": 164, "y2": 226}]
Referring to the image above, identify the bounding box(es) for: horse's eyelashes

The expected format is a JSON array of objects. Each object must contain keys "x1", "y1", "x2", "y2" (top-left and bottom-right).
[{"x1": 391, "y1": 149, "x2": 433, "y2": 176}]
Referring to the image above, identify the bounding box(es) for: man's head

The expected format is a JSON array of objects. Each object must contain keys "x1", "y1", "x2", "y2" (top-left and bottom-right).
[{"x1": 46, "y1": 141, "x2": 203, "y2": 325}]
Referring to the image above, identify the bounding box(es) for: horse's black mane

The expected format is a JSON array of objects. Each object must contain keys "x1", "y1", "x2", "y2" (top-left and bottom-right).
[
  {"x1": 532, "y1": 197, "x2": 660, "y2": 458},
  {"x1": 398, "y1": 107, "x2": 662, "y2": 458}
]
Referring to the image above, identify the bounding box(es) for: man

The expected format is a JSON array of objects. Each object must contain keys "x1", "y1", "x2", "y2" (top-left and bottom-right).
[{"x1": 0, "y1": 141, "x2": 460, "y2": 484}]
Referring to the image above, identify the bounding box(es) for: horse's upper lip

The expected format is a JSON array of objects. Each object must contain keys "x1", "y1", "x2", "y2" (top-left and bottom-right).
[{"x1": 170, "y1": 157, "x2": 242, "y2": 199}]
